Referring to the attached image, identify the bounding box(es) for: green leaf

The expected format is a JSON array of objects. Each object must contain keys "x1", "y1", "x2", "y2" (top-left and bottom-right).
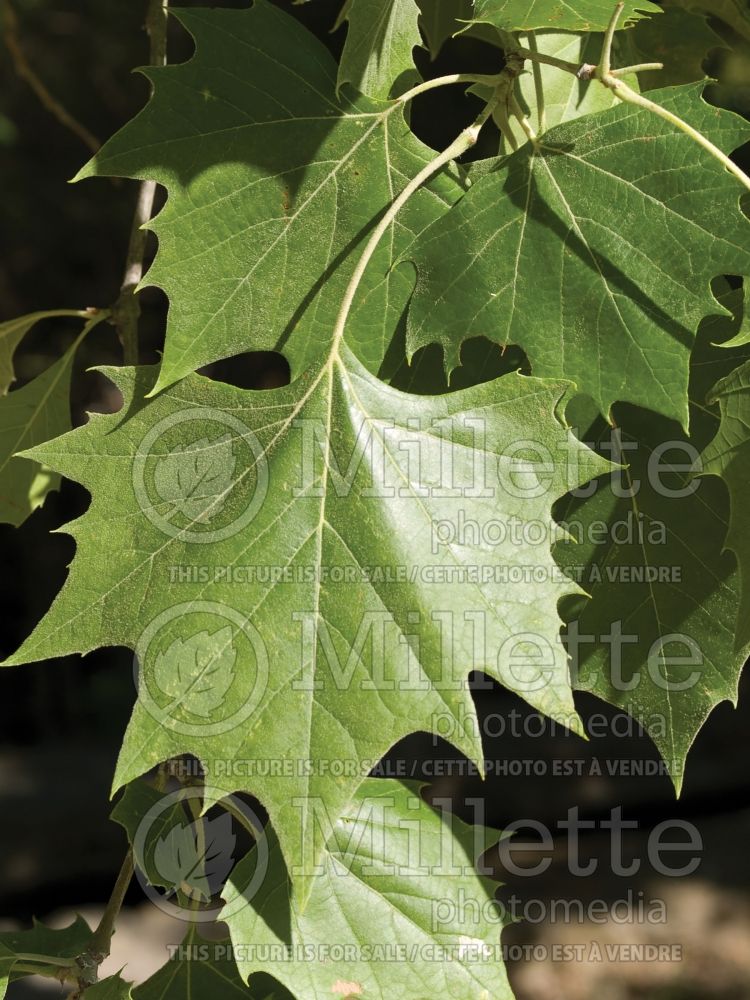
[
  {"x1": 702, "y1": 356, "x2": 750, "y2": 649},
  {"x1": 555, "y1": 293, "x2": 750, "y2": 787},
  {"x1": 625, "y1": 0, "x2": 725, "y2": 90},
  {"x1": 715, "y1": 282, "x2": 750, "y2": 348},
  {"x1": 222, "y1": 778, "x2": 512, "y2": 999},
  {"x1": 0, "y1": 916, "x2": 91, "y2": 999},
  {"x1": 0, "y1": 309, "x2": 89, "y2": 395},
  {"x1": 464, "y1": 0, "x2": 661, "y2": 32},
  {"x1": 77, "y1": 1, "x2": 465, "y2": 393},
  {"x1": 112, "y1": 780, "x2": 189, "y2": 893},
  {"x1": 134, "y1": 926, "x2": 289, "y2": 1000},
  {"x1": 3, "y1": 349, "x2": 607, "y2": 903},
  {"x1": 336, "y1": 0, "x2": 422, "y2": 99},
  {"x1": 505, "y1": 30, "x2": 639, "y2": 146},
  {"x1": 669, "y1": 0, "x2": 750, "y2": 45},
  {"x1": 0, "y1": 338, "x2": 77, "y2": 526},
  {"x1": 406, "y1": 83, "x2": 750, "y2": 427},
  {"x1": 417, "y1": 0, "x2": 472, "y2": 58}
]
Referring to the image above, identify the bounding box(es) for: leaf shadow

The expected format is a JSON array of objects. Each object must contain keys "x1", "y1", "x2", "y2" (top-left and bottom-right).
[{"x1": 502, "y1": 140, "x2": 695, "y2": 354}]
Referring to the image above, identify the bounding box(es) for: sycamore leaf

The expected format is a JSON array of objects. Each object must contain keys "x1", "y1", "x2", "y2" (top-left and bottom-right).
[
  {"x1": 0, "y1": 339, "x2": 77, "y2": 527},
  {"x1": 464, "y1": 0, "x2": 661, "y2": 32},
  {"x1": 336, "y1": 0, "x2": 422, "y2": 99},
  {"x1": 670, "y1": 0, "x2": 750, "y2": 45},
  {"x1": 625, "y1": 0, "x2": 725, "y2": 90},
  {"x1": 406, "y1": 83, "x2": 750, "y2": 428},
  {"x1": 555, "y1": 294, "x2": 750, "y2": 788},
  {"x1": 112, "y1": 779, "x2": 190, "y2": 894},
  {"x1": 134, "y1": 926, "x2": 290, "y2": 1000},
  {"x1": 222, "y1": 778, "x2": 512, "y2": 999},
  {"x1": 3, "y1": 348, "x2": 607, "y2": 904},
  {"x1": 0, "y1": 916, "x2": 91, "y2": 999},
  {"x1": 0, "y1": 309, "x2": 89, "y2": 395},
  {"x1": 504, "y1": 30, "x2": 639, "y2": 147},
  {"x1": 77, "y1": 1, "x2": 465, "y2": 393},
  {"x1": 702, "y1": 357, "x2": 750, "y2": 649},
  {"x1": 417, "y1": 0, "x2": 472, "y2": 58}
]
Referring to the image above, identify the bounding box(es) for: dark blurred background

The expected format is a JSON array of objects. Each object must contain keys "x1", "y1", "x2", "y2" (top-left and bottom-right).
[{"x1": 1, "y1": 1, "x2": 750, "y2": 997}]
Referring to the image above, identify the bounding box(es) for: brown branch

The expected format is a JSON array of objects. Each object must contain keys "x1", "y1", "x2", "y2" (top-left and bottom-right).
[
  {"x1": 2, "y1": 0, "x2": 100, "y2": 154},
  {"x1": 112, "y1": 0, "x2": 169, "y2": 366}
]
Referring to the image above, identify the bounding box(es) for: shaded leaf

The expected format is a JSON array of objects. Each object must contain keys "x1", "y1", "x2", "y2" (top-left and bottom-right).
[
  {"x1": 555, "y1": 291, "x2": 750, "y2": 787},
  {"x1": 0, "y1": 309, "x2": 87, "y2": 395},
  {"x1": 336, "y1": 0, "x2": 422, "y2": 99},
  {"x1": 702, "y1": 356, "x2": 750, "y2": 648},
  {"x1": 153, "y1": 812, "x2": 236, "y2": 902},
  {"x1": 0, "y1": 339, "x2": 77, "y2": 526},
  {"x1": 82, "y1": 976, "x2": 135, "y2": 1000},
  {"x1": 134, "y1": 926, "x2": 290, "y2": 1000},
  {"x1": 625, "y1": 0, "x2": 725, "y2": 90},
  {"x1": 406, "y1": 84, "x2": 750, "y2": 427},
  {"x1": 223, "y1": 779, "x2": 513, "y2": 999}
]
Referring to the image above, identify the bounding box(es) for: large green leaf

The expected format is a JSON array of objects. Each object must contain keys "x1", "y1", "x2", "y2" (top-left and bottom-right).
[
  {"x1": 77, "y1": 1, "x2": 464, "y2": 393},
  {"x1": 406, "y1": 84, "x2": 750, "y2": 427},
  {"x1": 222, "y1": 779, "x2": 512, "y2": 999},
  {"x1": 0, "y1": 338, "x2": 77, "y2": 526},
  {"x1": 555, "y1": 291, "x2": 750, "y2": 787},
  {"x1": 336, "y1": 0, "x2": 422, "y2": 99},
  {"x1": 3, "y1": 345, "x2": 607, "y2": 903},
  {"x1": 465, "y1": 0, "x2": 661, "y2": 32},
  {"x1": 702, "y1": 356, "x2": 750, "y2": 649}
]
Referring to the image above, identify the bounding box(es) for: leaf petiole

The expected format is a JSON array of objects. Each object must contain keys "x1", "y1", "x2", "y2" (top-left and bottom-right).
[
  {"x1": 396, "y1": 72, "x2": 505, "y2": 105},
  {"x1": 14, "y1": 953, "x2": 78, "y2": 967},
  {"x1": 595, "y1": 2, "x2": 750, "y2": 195},
  {"x1": 332, "y1": 96, "x2": 500, "y2": 349},
  {"x1": 512, "y1": 2, "x2": 750, "y2": 194}
]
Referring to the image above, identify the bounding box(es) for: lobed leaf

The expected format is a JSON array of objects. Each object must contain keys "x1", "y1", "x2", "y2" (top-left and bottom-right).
[
  {"x1": 406, "y1": 84, "x2": 750, "y2": 428},
  {"x1": 336, "y1": 0, "x2": 422, "y2": 100},
  {"x1": 77, "y1": 1, "x2": 465, "y2": 393},
  {"x1": 222, "y1": 779, "x2": 513, "y2": 999},
  {"x1": 3, "y1": 349, "x2": 607, "y2": 904},
  {"x1": 464, "y1": 0, "x2": 661, "y2": 33}
]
